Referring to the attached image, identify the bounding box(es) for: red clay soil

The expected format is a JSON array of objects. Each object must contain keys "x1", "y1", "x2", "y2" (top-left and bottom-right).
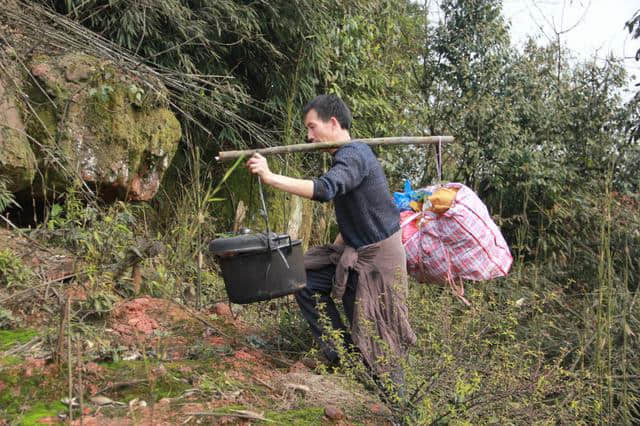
[{"x1": 108, "y1": 297, "x2": 190, "y2": 346}]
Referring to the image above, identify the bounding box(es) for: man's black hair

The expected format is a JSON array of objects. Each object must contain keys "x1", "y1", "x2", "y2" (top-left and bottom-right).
[{"x1": 302, "y1": 94, "x2": 352, "y2": 130}]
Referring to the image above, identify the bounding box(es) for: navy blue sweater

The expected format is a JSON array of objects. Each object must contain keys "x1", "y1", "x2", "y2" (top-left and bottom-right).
[{"x1": 312, "y1": 142, "x2": 400, "y2": 248}]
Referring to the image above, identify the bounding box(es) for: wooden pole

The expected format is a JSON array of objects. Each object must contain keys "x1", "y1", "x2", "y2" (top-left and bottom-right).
[{"x1": 215, "y1": 136, "x2": 454, "y2": 161}]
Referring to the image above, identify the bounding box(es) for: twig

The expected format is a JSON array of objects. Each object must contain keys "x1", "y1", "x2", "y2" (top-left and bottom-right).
[
  {"x1": 257, "y1": 350, "x2": 295, "y2": 368},
  {"x1": 67, "y1": 291, "x2": 73, "y2": 423},
  {"x1": 0, "y1": 272, "x2": 78, "y2": 304},
  {"x1": 1, "y1": 2, "x2": 274, "y2": 148},
  {"x1": 184, "y1": 410, "x2": 273, "y2": 422},
  {"x1": 253, "y1": 376, "x2": 276, "y2": 391},
  {"x1": 178, "y1": 304, "x2": 231, "y2": 339},
  {"x1": 0, "y1": 214, "x2": 56, "y2": 254},
  {"x1": 54, "y1": 293, "x2": 69, "y2": 365},
  {"x1": 2, "y1": 336, "x2": 42, "y2": 357},
  {"x1": 0, "y1": 33, "x2": 57, "y2": 110},
  {"x1": 77, "y1": 339, "x2": 84, "y2": 426},
  {"x1": 97, "y1": 379, "x2": 148, "y2": 394}
]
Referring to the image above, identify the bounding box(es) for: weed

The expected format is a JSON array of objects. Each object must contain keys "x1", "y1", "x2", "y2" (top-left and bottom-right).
[
  {"x1": 16, "y1": 401, "x2": 66, "y2": 426},
  {"x1": 0, "y1": 178, "x2": 17, "y2": 214},
  {"x1": 0, "y1": 307, "x2": 17, "y2": 329},
  {"x1": 0, "y1": 249, "x2": 34, "y2": 288},
  {"x1": 266, "y1": 406, "x2": 325, "y2": 424},
  {"x1": 0, "y1": 329, "x2": 37, "y2": 350},
  {"x1": 0, "y1": 359, "x2": 67, "y2": 422}
]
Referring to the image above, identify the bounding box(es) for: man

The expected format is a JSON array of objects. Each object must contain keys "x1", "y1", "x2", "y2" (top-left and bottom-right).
[{"x1": 247, "y1": 94, "x2": 416, "y2": 386}]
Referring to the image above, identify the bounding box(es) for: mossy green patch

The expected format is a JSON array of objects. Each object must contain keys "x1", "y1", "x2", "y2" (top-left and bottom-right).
[
  {"x1": 100, "y1": 360, "x2": 182, "y2": 400},
  {"x1": 98, "y1": 359, "x2": 241, "y2": 402},
  {"x1": 218, "y1": 166, "x2": 289, "y2": 234},
  {"x1": 0, "y1": 60, "x2": 36, "y2": 191},
  {"x1": 266, "y1": 406, "x2": 325, "y2": 424},
  {"x1": 24, "y1": 81, "x2": 58, "y2": 147},
  {"x1": 81, "y1": 61, "x2": 180, "y2": 182},
  {"x1": 18, "y1": 401, "x2": 66, "y2": 426},
  {"x1": 0, "y1": 360, "x2": 66, "y2": 422},
  {"x1": 22, "y1": 53, "x2": 181, "y2": 197},
  {"x1": 0, "y1": 329, "x2": 37, "y2": 351},
  {"x1": 23, "y1": 80, "x2": 68, "y2": 191},
  {"x1": 0, "y1": 123, "x2": 37, "y2": 192},
  {"x1": 0, "y1": 355, "x2": 21, "y2": 367}
]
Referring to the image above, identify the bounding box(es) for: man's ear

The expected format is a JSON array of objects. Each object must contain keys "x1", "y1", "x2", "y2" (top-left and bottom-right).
[{"x1": 329, "y1": 116, "x2": 340, "y2": 130}]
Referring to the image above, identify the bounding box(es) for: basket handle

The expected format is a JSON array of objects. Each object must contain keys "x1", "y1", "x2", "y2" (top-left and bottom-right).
[
  {"x1": 257, "y1": 176, "x2": 272, "y2": 251},
  {"x1": 257, "y1": 177, "x2": 290, "y2": 269}
]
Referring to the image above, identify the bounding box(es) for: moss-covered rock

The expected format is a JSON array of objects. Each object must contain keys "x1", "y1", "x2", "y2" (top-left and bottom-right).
[
  {"x1": 0, "y1": 58, "x2": 36, "y2": 192},
  {"x1": 23, "y1": 52, "x2": 181, "y2": 201}
]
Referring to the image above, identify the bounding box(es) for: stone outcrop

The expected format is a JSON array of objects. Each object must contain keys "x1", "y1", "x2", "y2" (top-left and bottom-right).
[
  {"x1": 0, "y1": 60, "x2": 36, "y2": 192},
  {"x1": 0, "y1": 51, "x2": 181, "y2": 201}
]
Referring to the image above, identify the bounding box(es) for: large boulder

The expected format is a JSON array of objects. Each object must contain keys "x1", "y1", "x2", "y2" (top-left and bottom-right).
[
  {"x1": 0, "y1": 58, "x2": 37, "y2": 192},
  {"x1": 23, "y1": 52, "x2": 181, "y2": 201}
]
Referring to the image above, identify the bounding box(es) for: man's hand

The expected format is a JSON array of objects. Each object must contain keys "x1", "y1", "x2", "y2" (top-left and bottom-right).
[
  {"x1": 246, "y1": 153, "x2": 273, "y2": 183},
  {"x1": 245, "y1": 152, "x2": 314, "y2": 199}
]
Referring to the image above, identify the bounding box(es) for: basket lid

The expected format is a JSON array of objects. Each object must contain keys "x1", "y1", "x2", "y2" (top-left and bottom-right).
[
  {"x1": 208, "y1": 233, "x2": 269, "y2": 256},
  {"x1": 208, "y1": 232, "x2": 300, "y2": 256}
]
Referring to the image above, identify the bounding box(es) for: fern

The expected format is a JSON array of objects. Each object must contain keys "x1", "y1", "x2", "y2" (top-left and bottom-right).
[{"x1": 0, "y1": 178, "x2": 17, "y2": 215}]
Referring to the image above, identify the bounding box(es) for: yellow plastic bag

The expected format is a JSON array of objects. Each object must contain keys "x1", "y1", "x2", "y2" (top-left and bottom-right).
[{"x1": 428, "y1": 187, "x2": 459, "y2": 214}]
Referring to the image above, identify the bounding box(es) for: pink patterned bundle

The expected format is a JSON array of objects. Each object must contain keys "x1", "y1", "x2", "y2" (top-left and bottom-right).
[{"x1": 400, "y1": 183, "x2": 512, "y2": 303}]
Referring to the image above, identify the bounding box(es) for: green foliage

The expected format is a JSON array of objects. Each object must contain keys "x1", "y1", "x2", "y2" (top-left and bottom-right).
[
  {"x1": 141, "y1": 263, "x2": 177, "y2": 299},
  {"x1": 0, "y1": 329, "x2": 36, "y2": 350},
  {"x1": 252, "y1": 301, "x2": 313, "y2": 355},
  {"x1": 383, "y1": 0, "x2": 635, "y2": 258},
  {"x1": 43, "y1": 192, "x2": 140, "y2": 309},
  {"x1": 0, "y1": 178, "x2": 17, "y2": 214},
  {"x1": 323, "y1": 1, "x2": 425, "y2": 139},
  {"x1": 403, "y1": 284, "x2": 598, "y2": 424},
  {"x1": 0, "y1": 356, "x2": 67, "y2": 423},
  {"x1": 265, "y1": 407, "x2": 325, "y2": 424},
  {"x1": 13, "y1": 1, "x2": 640, "y2": 423},
  {"x1": 46, "y1": 193, "x2": 132, "y2": 264},
  {"x1": 625, "y1": 8, "x2": 640, "y2": 61},
  {"x1": 151, "y1": 148, "x2": 245, "y2": 304},
  {"x1": 16, "y1": 401, "x2": 67, "y2": 426},
  {"x1": 0, "y1": 249, "x2": 34, "y2": 288},
  {"x1": 0, "y1": 307, "x2": 17, "y2": 329},
  {"x1": 522, "y1": 186, "x2": 640, "y2": 421},
  {"x1": 81, "y1": 291, "x2": 119, "y2": 318},
  {"x1": 397, "y1": 185, "x2": 638, "y2": 424}
]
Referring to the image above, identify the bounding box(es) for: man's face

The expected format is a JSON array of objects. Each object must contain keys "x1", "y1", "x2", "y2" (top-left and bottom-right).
[{"x1": 304, "y1": 108, "x2": 338, "y2": 143}]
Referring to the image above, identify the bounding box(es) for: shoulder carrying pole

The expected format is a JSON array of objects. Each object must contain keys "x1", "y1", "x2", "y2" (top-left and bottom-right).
[{"x1": 215, "y1": 136, "x2": 454, "y2": 161}]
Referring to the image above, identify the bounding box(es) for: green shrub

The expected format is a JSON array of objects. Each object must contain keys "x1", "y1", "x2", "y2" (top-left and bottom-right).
[
  {"x1": 0, "y1": 178, "x2": 17, "y2": 214},
  {"x1": 0, "y1": 249, "x2": 34, "y2": 288}
]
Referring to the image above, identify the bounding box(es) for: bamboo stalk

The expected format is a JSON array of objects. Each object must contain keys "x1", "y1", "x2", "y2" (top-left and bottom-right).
[
  {"x1": 215, "y1": 136, "x2": 454, "y2": 161},
  {"x1": 67, "y1": 291, "x2": 73, "y2": 423}
]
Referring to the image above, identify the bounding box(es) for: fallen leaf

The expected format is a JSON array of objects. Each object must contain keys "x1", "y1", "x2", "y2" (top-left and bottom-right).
[
  {"x1": 89, "y1": 395, "x2": 124, "y2": 406},
  {"x1": 285, "y1": 383, "x2": 310, "y2": 396},
  {"x1": 230, "y1": 409, "x2": 272, "y2": 422}
]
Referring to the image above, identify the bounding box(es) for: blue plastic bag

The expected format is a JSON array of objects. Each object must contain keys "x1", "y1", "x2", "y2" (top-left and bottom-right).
[{"x1": 393, "y1": 180, "x2": 430, "y2": 211}]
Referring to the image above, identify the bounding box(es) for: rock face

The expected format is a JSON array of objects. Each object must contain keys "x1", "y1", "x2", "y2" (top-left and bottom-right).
[
  {"x1": 0, "y1": 60, "x2": 37, "y2": 192},
  {"x1": 0, "y1": 52, "x2": 181, "y2": 201}
]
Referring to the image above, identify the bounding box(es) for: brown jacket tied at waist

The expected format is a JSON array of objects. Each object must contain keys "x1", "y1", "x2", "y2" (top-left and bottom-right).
[{"x1": 304, "y1": 230, "x2": 417, "y2": 372}]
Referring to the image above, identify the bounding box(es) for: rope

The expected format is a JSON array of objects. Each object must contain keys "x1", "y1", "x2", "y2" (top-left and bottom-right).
[{"x1": 436, "y1": 136, "x2": 443, "y2": 182}]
